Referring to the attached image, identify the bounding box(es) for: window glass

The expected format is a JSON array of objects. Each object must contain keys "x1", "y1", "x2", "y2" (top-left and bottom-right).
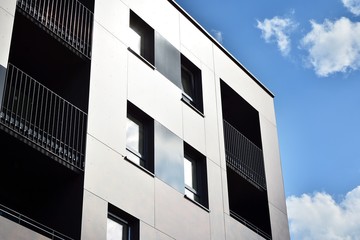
[
  {"x1": 181, "y1": 67, "x2": 195, "y2": 101},
  {"x1": 184, "y1": 156, "x2": 197, "y2": 188},
  {"x1": 129, "y1": 28, "x2": 142, "y2": 55},
  {"x1": 107, "y1": 217, "x2": 128, "y2": 240},
  {"x1": 180, "y1": 55, "x2": 203, "y2": 113},
  {"x1": 126, "y1": 115, "x2": 144, "y2": 166}
]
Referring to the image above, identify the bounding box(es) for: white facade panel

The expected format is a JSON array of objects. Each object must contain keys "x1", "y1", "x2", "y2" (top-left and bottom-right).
[
  {"x1": 0, "y1": 0, "x2": 16, "y2": 17},
  {"x1": 154, "y1": 179, "x2": 211, "y2": 240},
  {"x1": 127, "y1": 52, "x2": 183, "y2": 137},
  {"x1": 182, "y1": 103, "x2": 206, "y2": 154},
  {"x1": 0, "y1": 6, "x2": 15, "y2": 67},
  {"x1": 81, "y1": 190, "x2": 108, "y2": 240},
  {"x1": 94, "y1": 0, "x2": 129, "y2": 45},
  {"x1": 268, "y1": 204, "x2": 291, "y2": 240},
  {"x1": 260, "y1": 115, "x2": 288, "y2": 214},
  {"x1": 84, "y1": 135, "x2": 155, "y2": 226},
  {"x1": 224, "y1": 214, "x2": 263, "y2": 240},
  {"x1": 202, "y1": 66, "x2": 222, "y2": 164},
  {"x1": 179, "y1": 15, "x2": 214, "y2": 71},
  {"x1": 0, "y1": 217, "x2": 49, "y2": 240},
  {"x1": 207, "y1": 160, "x2": 226, "y2": 240},
  {"x1": 87, "y1": 22, "x2": 128, "y2": 155}
]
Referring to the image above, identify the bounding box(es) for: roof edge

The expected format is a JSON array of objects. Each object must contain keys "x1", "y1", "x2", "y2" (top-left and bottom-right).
[{"x1": 168, "y1": 0, "x2": 275, "y2": 98}]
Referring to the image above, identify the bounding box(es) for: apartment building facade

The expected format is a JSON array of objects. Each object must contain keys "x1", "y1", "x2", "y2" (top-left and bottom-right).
[{"x1": 0, "y1": 0, "x2": 290, "y2": 239}]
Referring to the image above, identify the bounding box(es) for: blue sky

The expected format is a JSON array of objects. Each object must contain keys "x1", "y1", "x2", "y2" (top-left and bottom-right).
[{"x1": 176, "y1": 0, "x2": 360, "y2": 239}]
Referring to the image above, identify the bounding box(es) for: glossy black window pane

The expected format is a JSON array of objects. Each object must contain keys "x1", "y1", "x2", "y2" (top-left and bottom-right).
[{"x1": 154, "y1": 121, "x2": 184, "y2": 193}]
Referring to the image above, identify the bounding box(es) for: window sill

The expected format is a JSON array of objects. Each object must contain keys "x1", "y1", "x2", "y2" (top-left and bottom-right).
[
  {"x1": 124, "y1": 156, "x2": 155, "y2": 178},
  {"x1": 181, "y1": 94, "x2": 204, "y2": 117},
  {"x1": 127, "y1": 47, "x2": 156, "y2": 70},
  {"x1": 184, "y1": 195, "x2": 210, "y2": 212}
]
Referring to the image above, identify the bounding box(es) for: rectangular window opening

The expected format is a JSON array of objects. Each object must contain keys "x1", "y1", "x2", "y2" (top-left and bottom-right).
[
  {"x1": 126, "y1": 101, "x2": 154, "y2": 173},
  {"x1": 181, "y1": 55, "x2": 203, "y2": 113},
  {"x1": 107, "y1": 204, "x2": 139, "y2": 240},
  {"x1": 183, "y1": 143, "x2": 208, "y2": 208},
  {"x1": 129, "y1": 10, "x2": 155, "y2": 65}
]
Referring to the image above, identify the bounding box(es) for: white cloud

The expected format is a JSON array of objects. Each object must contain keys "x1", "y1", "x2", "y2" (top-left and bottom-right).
[
  {"x1": 301, "y1": 17, "x2": 360, "y2": 77},
  {"x1": 211, "y1": 29, "x2": 223, "y2": 43},
  {"x1": 342, "y1": 0, "x2": 360, "y2": 16},
  {"x1": 257, "y1": 16, "x2": 297, "y2": 56},
  {"x1": 287, "y1": 186, "x2": 360, "y2": 240}
]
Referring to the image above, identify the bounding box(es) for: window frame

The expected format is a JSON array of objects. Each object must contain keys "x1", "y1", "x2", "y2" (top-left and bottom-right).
[
  {"x1": 107, "y1": 213, "x2": 130, "y2": 240},
  {"x1": 129, "y1": 10, "x2": 155, "y2": 65},
  {"x1": 126, "y1": 101, "x2": 154, "y2": 173},
  {"x1": 180, "y1": 55, "x2": 203, "y2": 113},
  {"x1": 183, "y1": 143, "x2": 208, "y2": 208},
  {"x1": 107, "y1": 204, "x2": 139, "y2": 240}
]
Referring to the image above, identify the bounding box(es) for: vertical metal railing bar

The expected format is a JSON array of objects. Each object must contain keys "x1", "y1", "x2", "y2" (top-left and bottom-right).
[
  {"x1": 38, "y1": 85, "x2": 44, "y2": 144},
  {"x1": 60, "y1": 0, "x2": 65, "y2": 37},
  {"x1": 11, "y1": 67, "x2": 19, "y2": 126},
  {"x1": 86, "y1": 11, "x2": 92, "y2": 55},
  {"x1": 80, "y1": 113, "x2": 84, "y2": 167},
  {"x1": 72, "y1": 1, "x2": 77, "y2": 46},
  {"x1": 20, "y1": 72, "x2": 28, "y2": 131},
  {"x1": 47, "y1": 91, "x2": 53, "y2": 147},
  {"x1": 5, "y1": 66, "x2": 14, "y2": 118},
  {"x1": 53, "y1": 0, "x2": 58, "y2": 32},
  {"x1": 84, "y1": 9, "x2": 88, "y2": 55},
  {"x1": 49, "y1": 0, "x2": 54, "y2": 29},
  {"x1": 68, "y1": 0, "x2": 73, "y2": 43},
  {"x1": 51, "y1": 94, "x2": 57, "y2": 149},
  {"x1": 76, "y1": 3, "x2": 80, "y2": 48},
  {"x1": 41, "y1": 0, "x2": 45, "y2": 22},
  {"x1": 29, "y1": 77, "x2": 36, "y2": 138},
  {"x1": 68, "y1": 105, "x2": 73, "y2": 160},
  {"x1": 45, "y1": 0, "x2": 50, "y2": 27},
  {"x1": 24, "y1": 75, "x2": 31, "y2": 131},
  {"x1": 72, "y1": 109, "x2": 77, "y2": 161},
  {"x1": 15, "y1": 71, "x2": 23, "y2": 128},
  {"x1": 79, "y1": 6, "x2": 84, "y2": 50},
  {"x1": 59, "y1": 98, "x2": 65, "y2": 156},
  {"x1": 75, "y1": 110, "x2": 80, "y2": 166},
  {"x1": 42, "y1": 88, "x2": 48, "y2": 146}
]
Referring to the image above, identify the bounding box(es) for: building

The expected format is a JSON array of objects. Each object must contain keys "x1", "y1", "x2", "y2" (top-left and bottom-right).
[{"x1": 0, "y1": 0, "x2": 290, "y2": 239}]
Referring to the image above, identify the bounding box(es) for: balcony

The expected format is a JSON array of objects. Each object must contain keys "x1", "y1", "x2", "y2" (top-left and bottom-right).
[
  {"x1": 16, "y1": 0, "x2": 93, "y2": 59},
  {"x1": 223, "y1": 119, "x2": 266, "y2": 190},
  {"x1": 0, "y1": 63, "x2": 87, "y2": 171}
]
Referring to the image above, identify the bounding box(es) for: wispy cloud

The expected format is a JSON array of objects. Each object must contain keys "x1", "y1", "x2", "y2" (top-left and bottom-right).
[
  {"x1": 287, "y1": 186, "x2": 360, "y2": 240},
  {"x1": 301, "y1": 17, "x2": 360, "y2": 77},
  {"x1": 256, "y1": 16, "x2": 297, "y2": 56},
  {"x1": 342, "y1": 0, "x2": 360, "y2": 16},
  {"x1": 211, "y1": 29, "x2": 223, "y2": 43}
]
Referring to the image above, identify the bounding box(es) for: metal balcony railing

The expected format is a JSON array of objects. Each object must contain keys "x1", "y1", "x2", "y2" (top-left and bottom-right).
[
  {"x1": 0, "y1": 203, "x2": 74, "y2": 240},
  {"x1": 17, "y1": 0, "x2": 93, "y2": 59},
  {"x1": 223, "y1": 120, "x2": 266, "y2": 190},
  {"x1": 0, "y1": 64, "x2": 87, "y2": 171}
]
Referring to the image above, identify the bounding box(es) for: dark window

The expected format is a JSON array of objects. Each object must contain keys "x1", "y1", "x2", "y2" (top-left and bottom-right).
[
  {"x1": 181, "y1": 55, "x2": 203, "y2": 113},
  {"x1": 126, "y1": 101, "x2": 154, "y2": 173},
  {"x1": 107, "y1": 204, "x2": 139, "y2": 240},
  {"x1": 220, "y1": 80, "x2": 271, "y2": 239},
  {"x1": 184, "y1": 143, "x2": 208, "y2": 208},
  {"x1": 129, "y1": 11, "x2": 154, "y2": 65}
]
